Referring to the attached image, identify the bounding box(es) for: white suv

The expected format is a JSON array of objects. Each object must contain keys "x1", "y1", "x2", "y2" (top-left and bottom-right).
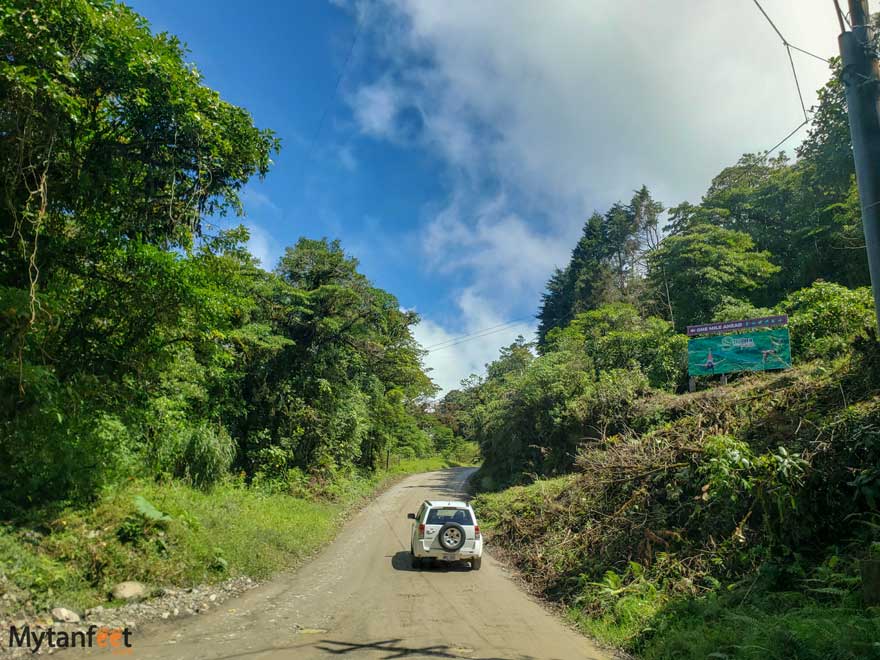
[{"x1": 407, "y1": 500, "x2": 483, "y2": 570}]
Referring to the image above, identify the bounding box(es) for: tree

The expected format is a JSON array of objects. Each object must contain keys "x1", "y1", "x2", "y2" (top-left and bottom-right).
[
  {"x1": 486, "y1": 336, "x2": 534, "y2": 380},
  {"x1": 665, "y1": 202, "x2": 731, "y2": 237},
  {"x1": 632, "y1": 185, "x2": 665, "y2": 256},
  {"x1": 537, "y1": 268, "x2": 572, "y2": 348},
  {"x1": 648, "y1": 224, "x2": 779, "y2": 329},
  {"x1": 0, "y1": 1, "x2": 438, "y2": 506},
  {"x1": 0, "y1": 0, "x2": 279, "y2": 382},
  {"x1": 796, "y1": 59, "x2": 853, "y2": 197},
  {"x1": 546, "y1": 303, "x2": 686, "y2": 390},
  {"x1": 237, "y1": 238, "x2": 434, "y2": 476},
  {"x1": 631, "y1": 186, "x2": 670, "y2": 320},
  {"x1": 604, "y1": 202, "x2": 639, "y2": 299},
  {"x1": 0, "y1": 0, "x2": 280, "y2": 503},
  {"x1": 537, "y1": 189, "x2": 663, "y2": 348},
  {"x1": 780, "y1": 282, "x2": 874, "y2": 360}
]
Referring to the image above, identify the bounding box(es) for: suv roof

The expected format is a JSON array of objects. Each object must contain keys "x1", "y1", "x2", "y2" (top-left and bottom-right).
[{"x1": 424, "y1": 500, "x2": 470, "y2": 508}]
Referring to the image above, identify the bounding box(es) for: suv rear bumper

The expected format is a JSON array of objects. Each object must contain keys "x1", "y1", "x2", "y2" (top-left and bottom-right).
[{"x1": 412, "y1": 542, "x2": 483, "y2": 560}]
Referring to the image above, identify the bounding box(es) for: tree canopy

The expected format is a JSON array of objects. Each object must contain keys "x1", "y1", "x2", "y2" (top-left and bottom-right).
[
  {"x1": 537, "y1": 55, "x2": 869, "y2": 342},
  {"x1": 0, "y1": 0, "x2": 440, "y2": 509}
]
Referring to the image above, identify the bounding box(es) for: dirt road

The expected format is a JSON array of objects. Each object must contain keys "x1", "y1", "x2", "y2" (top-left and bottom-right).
[{"x1": 77, "y1": 468, "x2": 610, "y2": 660}]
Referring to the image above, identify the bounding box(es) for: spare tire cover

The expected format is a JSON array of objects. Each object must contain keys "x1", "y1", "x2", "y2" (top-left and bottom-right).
[{"x1": 437, "y1": 522, "x2": 466, "y2": 551}]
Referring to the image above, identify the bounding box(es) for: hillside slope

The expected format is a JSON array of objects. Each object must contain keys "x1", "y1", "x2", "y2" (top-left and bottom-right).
[{"x1": 474, "y1": 341, "x2": 880, "y2": 659}]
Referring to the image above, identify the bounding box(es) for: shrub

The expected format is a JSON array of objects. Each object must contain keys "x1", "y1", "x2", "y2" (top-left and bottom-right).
[
  {"x1": 178, "y1": 425, "x2": 235, "y2": 489},
  {"x1": 0, "y1": 377, "x2": 137, "y2": 509},
  {"x1": 149, "y1": 418, "x2": 236, "y2": 490},
  {"x1": 712, "y1": 297, "x2": 774, "y2": 322},
  {"x1": 779, "y1": 282, "x2": 874, "y2": 360},
  {"x1": 548, "y1": 303, "x2": 687, "y2": 391},
  {"x1": 474, "y1": 349, "x2": 594, "y2": 487},
  {"x1": 699, "y1": 434, "x2": 755, "y2": 502}
]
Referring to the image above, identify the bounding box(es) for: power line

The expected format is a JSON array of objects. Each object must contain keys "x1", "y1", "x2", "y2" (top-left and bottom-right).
[
  {"x1": 832, "y1": 0, "x2": 851, "y2": 31},
  {"x1": 431, "y1": 2, "x2": 834, "y2": 357},
  {"x1": 750, "y1": 0, "x2": 830, "y2": 154},
  {"x1": 422, "y1": 317, "x2": 532, "y2": 350},
  {"x1": 787, "y1": 42, "x2": 831, "y2": 64},
  {"x1": 751, "y1": 0, "x2": 831, "y2": 63},
  {"x1": 751, "y1": 0, "x2": 785, "y2": 41},
  {"x1": 764, "y1": 119, "x2": 810, "y2": 156},
  {"x1": 422, "y1": 300, "x2": 589, "y2": 354},
  {"x1": 424, "y1": 319, "x2": 534, "y2": 353},
  {"x1": 311, "y1": 20, "x2": 362, "y2": 148},
  {"x1": 750, "y1": 0, "x2": 831, "y2": 125},
  {"x1": 427, "y1": 329, "x2": 525, "y2": 354},
  {"x1": 786, "y1": 44, "x2": 809, "y2": 121},
  {"x1": 424, "y1": 321, "x2": 521, "y2": 353},
  {"x1": 298, "y1": 17, "x2": 363, "y2": 178},
  {"x1": 421, "y1": 280, "x2": 606, "y2": 356}
]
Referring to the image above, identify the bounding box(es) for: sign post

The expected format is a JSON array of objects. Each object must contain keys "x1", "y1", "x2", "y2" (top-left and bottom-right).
[{"x1": 686, "y1": 316, "x2": 791, "y2": 391}]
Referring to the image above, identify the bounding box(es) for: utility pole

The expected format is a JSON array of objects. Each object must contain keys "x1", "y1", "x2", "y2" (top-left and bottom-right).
[{"x1": 839, "y1": 0, "x2": 880, "y2": 330}]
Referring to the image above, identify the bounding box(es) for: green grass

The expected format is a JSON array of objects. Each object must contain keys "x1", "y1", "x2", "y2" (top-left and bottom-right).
[
  {"x1": 0, "y1": 455, "x2": 458, "y2": 616},
  {"x1": 564, "y1": 585, "x2": 880, "y2": 660},
  {"x1": 567, "y1": 590, "x2": 667, "y2": 649},
  {"x1": 636, "y1": 590, "x2": 880, "y2": 660},
  {"x1": 473, "y1": 474, "x2": 577, "y2": 531}
]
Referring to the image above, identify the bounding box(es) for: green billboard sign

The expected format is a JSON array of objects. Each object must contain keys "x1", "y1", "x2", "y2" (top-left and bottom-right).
[{"x1": 687, "y1": 327, "x2": 791, "y2": 376}]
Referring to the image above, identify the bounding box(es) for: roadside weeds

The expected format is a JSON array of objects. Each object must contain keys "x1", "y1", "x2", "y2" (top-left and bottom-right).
[{"x1": 0, "y1": 457, "x2": 467, "y2": 655}]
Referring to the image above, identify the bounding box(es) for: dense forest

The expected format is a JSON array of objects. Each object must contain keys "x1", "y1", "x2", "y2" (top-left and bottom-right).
[{"x1": 0, "y1": 0, "x2": 454, "y2": 514}]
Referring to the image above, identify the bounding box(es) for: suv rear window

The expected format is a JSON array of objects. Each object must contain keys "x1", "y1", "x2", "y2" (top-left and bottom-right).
[{"x1": 426, "y1": 508, "x2": 473, "y2": 525}]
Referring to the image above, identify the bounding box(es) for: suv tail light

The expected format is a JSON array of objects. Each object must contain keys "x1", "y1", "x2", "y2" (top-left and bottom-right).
[
  {"x1": 418, "y1": 523, "x2": 425, "y2": 539},
  {"x1": 474, "y1": 525, "x2": 481, "y2": 539}
]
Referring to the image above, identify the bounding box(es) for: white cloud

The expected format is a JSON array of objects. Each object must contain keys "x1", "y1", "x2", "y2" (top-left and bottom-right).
[
  {"x1": 241, "y1": 188, "x2": 280, "y2": 213},
  {"x1": 351, "y1": 78, "x2": 401, "y2": 138},
  {"x1": 415, "y1": 201, "x2": 562, "y2": 393},
  {"x1": 239, "y1": 187, "x2": 284, "y2": 271},
  {"x1": 422, "y1": 194, "x2": 574, "y2": 304},
  {"x1": 413, "y1": 289, "x2": 536, "y2": 394},
  {"x1": 349, "y1": 0, "x2": 841, "y2": 392},
  {"x1": 357, "y1": 0, "x2": 837, "y2": 209},
  {"x1": 245, "y1": 222, "x2": 283, "y2": 271}
]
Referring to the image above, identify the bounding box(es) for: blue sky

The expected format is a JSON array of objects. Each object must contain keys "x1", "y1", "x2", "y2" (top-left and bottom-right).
[
  {"x1": 130, "y1": 0, "x2": 451, "y2": 308},
  {"x1": 129, "y1": 0, "x2": 841, "y2": 392}
]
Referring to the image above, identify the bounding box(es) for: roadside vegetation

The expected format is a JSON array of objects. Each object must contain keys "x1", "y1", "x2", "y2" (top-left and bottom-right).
[
  {"x1": 444, "y1": 31, "x2": 880, "y2": 660},
  {"x1": 0, "y1": 0, "x2": 472, "y2": 618},
  {"x1": 473, "y1": 354, "x2": 880, "y2": 658},
  {"x1": 0, "y1": 454, "x2": 470, "y2": 618}
]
